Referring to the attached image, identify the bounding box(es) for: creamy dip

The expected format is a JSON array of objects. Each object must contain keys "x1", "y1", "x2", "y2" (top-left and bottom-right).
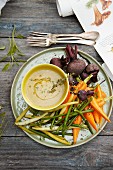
[{"x1": 25, "y1": 68, "x2": 66, "y2": 109}]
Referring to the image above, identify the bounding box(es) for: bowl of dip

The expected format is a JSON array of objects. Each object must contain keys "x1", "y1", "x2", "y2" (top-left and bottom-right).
[{"x1": 21, "y1": 63, "x2": 69, "y2": 111}]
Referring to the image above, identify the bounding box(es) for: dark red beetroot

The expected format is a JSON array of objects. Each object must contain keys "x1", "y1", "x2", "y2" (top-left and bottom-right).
[
  {"x1": 65, "y1": 44, "x2": 77, "y2": 61},
  {"x1": 67, "y1": 59, "x2": 86, "y2": 77},
  {"x1": 50, "y1": 58, "x2": 62, "y2": 68},
  {"x1": 86, "y1": 63, "x2": 99, "y2": 73},
  {"x1": 68, "y1": 74, "x2": 78, "y2": 86},
  {"x1": 85, "y1": 63, "x2": 99, "y2": 83}
]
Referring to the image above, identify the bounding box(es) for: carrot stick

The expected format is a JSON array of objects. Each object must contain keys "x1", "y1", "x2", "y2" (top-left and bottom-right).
[
  {"x1": 73, "y1": 115, "x2": 82, "y2": 144},
  {"x1": 63, "y1": 81, "x2": 84, "y2": 114},
  {"x1": 84, "y1": 111, "x2": 98, "y2": 131},
  {"x1": 96, "y1": 84, "x2": 102, "y2": 98},
  {"x1": 73, "y1": 82, "x2": 87, "y2": 101},
  {"x1": 98, "y1": 100, "x2": 106, "y2": 107},
  {"x1": 102, "y1": 91, "x2": 107, "y2": 98},
  {"x1": 85, "y1": 87, "x2": 94, "y2": 91},
  {"x1": 99, "y1": 114, "x2": 103, "y2": 124},
  {"x1": 90, "y1": 97, "x2": 110, "y2": 122},
  {"x1": 95, "y1": 85, "x2": 106, "y2": 123},
  {"x1": 80, "y1": 82, "x2": 87, "y2": 90},
  {"x1": 64, "y1": 106, "x2": 69, "y2": 114},
  {"x1": 63, "y1": 89, "x2": 71, "y2": 104},
  {"x1": 93, "y1": 110, "x2": 100, "y2": 124},
  {"x1": 96, "y1": 98, "x2": 103, "y2": 102},
  {"x1": 96, "y1": 98, "x2": 106, "y2": 106},
  {"x1": 73, "y1": 81, "x2": 83, "y2": 92}
]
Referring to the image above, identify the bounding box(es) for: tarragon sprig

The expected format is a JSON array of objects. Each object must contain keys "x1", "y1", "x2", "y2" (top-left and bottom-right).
[{"x1": 0, "y1": 25, "x2": 26, "y2": 71}]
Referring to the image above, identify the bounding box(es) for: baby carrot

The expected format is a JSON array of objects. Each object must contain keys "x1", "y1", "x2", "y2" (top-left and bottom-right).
[
  {"x1": 63, "y1": 81, "x2": 84, "y2": 114},
  {"x1": 95, "y1": 85, "x2": 105, "y2": 123},
  {"x1": 102, "y1": 91, "x2": 107, "y2": 98},
  {"x1": 90, "y1": 97, "x2": 110, "y2": 122},
  {"x1": 96, "y1": 84, "x2": 102, "y2": 98},
  {"x1": 73, "y1": 115, "x2": 82, "y2": 144},
  {"x1": 93, "y1": 110, "x2": 100, "y2": 124},
  {"x1": 98, "y1": 100, "x2": 106, "y2": 107},
  {"x1": 63, "y1": 89, "x2": 71, "y2": 104},
  {"x1": 84, "y1": 112, "x2": 98, "y2": 131}
]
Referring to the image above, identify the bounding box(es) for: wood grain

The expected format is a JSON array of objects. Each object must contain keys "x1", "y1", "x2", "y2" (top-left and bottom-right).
[{"x1": 0, "y1": 136, "x2": 113, "y2": 169}]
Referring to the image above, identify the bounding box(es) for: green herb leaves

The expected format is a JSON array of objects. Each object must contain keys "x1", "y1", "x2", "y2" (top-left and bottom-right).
[
  {"x1": 0, "y1": 46, "x2": 5, "y2": 50},
  {"x1": 0, "y1": 25, "x2": 25, "y2": 71}
]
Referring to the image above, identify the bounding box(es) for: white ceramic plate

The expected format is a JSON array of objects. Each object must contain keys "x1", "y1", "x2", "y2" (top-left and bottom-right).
[{"x1": 11, "y1": 47, "x2": 113, "y2": 148}]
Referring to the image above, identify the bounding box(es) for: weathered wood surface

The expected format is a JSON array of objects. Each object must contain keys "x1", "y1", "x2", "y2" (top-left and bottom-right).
[{"x1": 0, "y1": 0, "x2": 113, "y2": 169}]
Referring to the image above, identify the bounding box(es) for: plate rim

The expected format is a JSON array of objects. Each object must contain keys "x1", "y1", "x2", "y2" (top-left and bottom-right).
[{"x1": 10, "y1": 47, "x2": 113, "y2": 148}]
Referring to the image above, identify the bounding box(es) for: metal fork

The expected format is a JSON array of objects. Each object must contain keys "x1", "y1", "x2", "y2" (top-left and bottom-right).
[{"x1": 27, "y1": 31, "x2": 98, "y2": 47}]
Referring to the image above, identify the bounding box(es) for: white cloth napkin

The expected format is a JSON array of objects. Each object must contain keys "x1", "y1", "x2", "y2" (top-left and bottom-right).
[
  {"x1": 56, "y1": 0, "x2": 74, "y2": 17},
  {"x1": 0, "y1": 0, "x2": 9, "y2": 15}
]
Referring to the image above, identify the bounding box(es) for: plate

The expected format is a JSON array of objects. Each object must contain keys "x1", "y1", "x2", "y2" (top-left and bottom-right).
[{"x1": 11, "y1": 47, "x2": 113, "y2": 148}]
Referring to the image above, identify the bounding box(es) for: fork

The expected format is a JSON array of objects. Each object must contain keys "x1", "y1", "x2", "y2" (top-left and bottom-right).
[
  {"x1": 29, "y1": 31, "x2": 99, "y2": 41},
  {"x1": 27, "y1": 31, "x2": 98, "y2": 47}
]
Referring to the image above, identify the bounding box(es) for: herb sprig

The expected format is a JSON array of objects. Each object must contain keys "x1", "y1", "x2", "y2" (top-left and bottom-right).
[
  {"x1": 0, "y1": 25, "x2": 26, "y2": 71},
  {"x1": 0, "y1": 46, "x2": 5, "y2": 50}
]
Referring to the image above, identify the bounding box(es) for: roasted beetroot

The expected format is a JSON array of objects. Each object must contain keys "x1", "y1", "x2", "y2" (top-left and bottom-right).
[
  {"x1": 50, "y1": 58, "x2": 62, "y2": 68},
  {"x1": 77, "y1": 90, "x2": 87, "y2": 101},
  {"x1": 65, "y1": 44, "x2": 77, "y2": 61},
  {"x1": 68, "y1": 74, "x2": 78, "y2": 86},
  {"x1": 86, "y1": 63, "x2": 99, "y2": 73},
  {"x1": 67, "y1": 59, "x2": 86, "y2": 77},
  {"x1": 78, "y1": 90, "x2": 94, "y2": 101},
  {"x1": 86, "y1": 63, "x2": 99, "y2": 83},
  {"x1": 50, "y1": 45, "x2": 100, "y2": 84},
  {"x1": 87, "y1": 90, "x2": 94, "y2": 96},
  {"x1": 80, "y1": 72, "x2": 89, "y2": 80}
]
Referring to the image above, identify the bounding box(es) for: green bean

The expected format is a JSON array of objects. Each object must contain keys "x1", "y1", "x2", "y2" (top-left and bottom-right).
[
  {"x1": 76, "y1": 100, "x2": 87, "y2": 110},
  {"x1": 50, "y1": 111, "x2": 59, "y2": 129},
  {"x1": 29, "y1": 107, "x2": 42, "y2": 116},
  {"x1": 42, "y1": 131, "x2": 71, "y2": 145},
  {"x1": 15, "y1": 112, "x2": 48, "y2": 126},
  {"x1": 29, "y1": 128, "x2": 55, "y2": 141},
  {"x1": 52, "y1": 132, "x2": 72, "y2": 136},
  {"x1": 82, "y1": 109, "x2": 94, "y2": 113},
  {"x1": 67, "y1": 116, "x2": 77, "y2": 128},
  {"x1": 62, "y1": 105, "x2": 73, "y2": 137},
  {"x1": 80, "y1": 98, "x2": 92, "y2": 111},
  {"x1": 70, "y1": 124, "x2": 88, "y2": 129}
]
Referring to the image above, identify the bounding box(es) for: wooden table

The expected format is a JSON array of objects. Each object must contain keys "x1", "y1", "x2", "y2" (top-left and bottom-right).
[{"x1": 0, "y1": 0, "x2": 113, "y2": 169}]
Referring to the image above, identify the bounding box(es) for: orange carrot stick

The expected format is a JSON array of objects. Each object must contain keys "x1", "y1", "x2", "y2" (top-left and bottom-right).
[
  {"x1": 98, "y1": 100, "x2": 106, "y2": 107},
  {"x1": 73, "y1": 115, "x2": 82, "y2": 144},
  {"x1": 73, "y1": 82, "x2": 87, "y2": 101},
  {"x1": 96, "y1": 85, "x2": 106, "y2": 123},
  {"x1": 97, "y1": 84, "x2": 102, "y2": 98},
  {"x1": 63, "y1": 89, "x2": 71, "y2": 104},
  {"x1": 84, "y1": 112, "x2": 98, "y2": 131},
  {"x1": 101, "y1": 91, "x2": 107, "y2": 98},
  {"x1": 93, "y1": 110, "x2": 100, "y2": 124},
  {"x1": 64, "y1": 81, "x2": 84, "y2": 113},
  {"x1": 90, "y1": 97, "x2": 110, "y2": 122},
  {"x1": 80, "y1": 82, "x2": 87, "y2": 90}
]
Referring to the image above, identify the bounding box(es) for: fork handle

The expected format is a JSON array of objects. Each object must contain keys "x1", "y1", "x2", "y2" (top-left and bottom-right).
[
  {"x1": 56, "y1": 37, "x2": 82, "y2": 40},
  {"x1": 54, "y1": 34, "x2": 85, "y2": 38},
  {"x1": 55, "y1": 39, "x2": 96, "y2": 46}
]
